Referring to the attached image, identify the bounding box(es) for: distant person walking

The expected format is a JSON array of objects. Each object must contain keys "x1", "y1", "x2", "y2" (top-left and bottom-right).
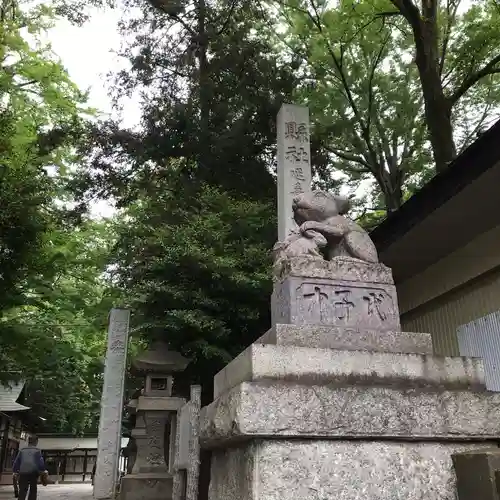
[{"x1": 12, "y1": 437, "x2": 46, "y2": 500}]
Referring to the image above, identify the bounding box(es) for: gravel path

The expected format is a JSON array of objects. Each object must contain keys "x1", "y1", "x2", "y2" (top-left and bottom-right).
[{"x1": 0, "y1": 483, "x2": 93, "y2": 500}]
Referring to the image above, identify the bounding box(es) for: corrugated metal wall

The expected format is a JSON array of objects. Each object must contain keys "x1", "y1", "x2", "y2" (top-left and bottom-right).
[
  {"x1": 401, "y1": 266, "x2": 500, "y2": 356},
  {"x1": 457, "y1": 311, "x2": 500, "y2": 391}
]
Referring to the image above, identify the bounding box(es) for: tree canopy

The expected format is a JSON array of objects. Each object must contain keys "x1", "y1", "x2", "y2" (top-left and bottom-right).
[{"x1": 269, "y1": 0, "x2": 500, "y2": 211}]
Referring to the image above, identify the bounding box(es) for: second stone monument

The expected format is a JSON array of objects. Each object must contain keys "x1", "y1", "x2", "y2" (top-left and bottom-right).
[{"x1": 120, "y1": 341, "x2": 189, "y2": 500}]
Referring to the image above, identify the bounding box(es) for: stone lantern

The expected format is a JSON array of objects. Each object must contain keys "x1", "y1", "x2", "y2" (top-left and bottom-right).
[{"x1": 121, "y1": 341, "x2": 189, "y2": 500}]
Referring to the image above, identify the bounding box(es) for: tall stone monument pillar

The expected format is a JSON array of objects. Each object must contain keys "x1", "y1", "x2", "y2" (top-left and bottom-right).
[
  {"x1": 277, "y1": 103, "x2": 311, "y2": 242},
  {"x1": 94, "y1": 308, "x2": 130, "y2": 500},
  {"x1": 273, "y1": 103, "x2": 312, "y2": 326},
  {"x1": 198, "y1": 107, "x2": 500, "y2": 500}
]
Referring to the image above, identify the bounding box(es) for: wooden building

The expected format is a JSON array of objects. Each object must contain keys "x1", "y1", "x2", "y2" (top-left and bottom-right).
[
  {"x1": 371, "y1": 119, "x2": 500, "y2": 357},
  {"x1": 1, "y1": 383, "x2": 130, "y2": 485},
  {"x1": 37, "y1": 434, "x2": 129, "y2": 483},
  {"x1": 0, "y1": 382, "x2": 36, "y2": 485}
]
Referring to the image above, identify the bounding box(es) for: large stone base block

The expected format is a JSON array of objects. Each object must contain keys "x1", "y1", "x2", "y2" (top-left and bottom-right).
[
  {"x1": 209, "y1": 440, "x2": 495, "y2": 500},
  {"x1": 213, "y1": 344, "x2": 484, "y2": 398},
  {"x1": 120, "y1": 473, "x2": 173, "y2": 500},
  {"x1": 200, "y1": 382, "x2": 500, "y2": 447}
]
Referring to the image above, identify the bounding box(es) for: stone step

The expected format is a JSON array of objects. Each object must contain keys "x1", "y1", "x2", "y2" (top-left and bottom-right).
[
  {"x1": 258, "y1": 323, "x2": 433, "y2": 354},
  {"x1": 214, "y1": 343, "x2": 484, "y2": 399},
  {"x1": 201, "y1": 380, "x2": 500, "y2": 448}
]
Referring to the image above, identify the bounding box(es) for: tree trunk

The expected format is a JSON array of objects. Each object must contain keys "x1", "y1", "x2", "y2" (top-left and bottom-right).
[
  {"x1": 381, "y1": 179, "x2": 403, "y2": 213},
  {"x1": 410, "y1": 6, "x2": 457, "y2": 172},
  {"x1": 197, "y1": 0, "x2": 210, "y2": 145},
  {"x1": 375, "y1": 167, "x2": 403, "y2": 213}
]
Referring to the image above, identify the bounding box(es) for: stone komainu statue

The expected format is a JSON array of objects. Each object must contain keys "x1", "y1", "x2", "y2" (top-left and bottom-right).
[{"x1": 273, "y1": 190, "x2": 378, "y2": 267}]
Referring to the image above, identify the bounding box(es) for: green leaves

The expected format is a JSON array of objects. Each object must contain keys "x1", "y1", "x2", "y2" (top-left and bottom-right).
[
  {"x1": 109, "y1": 181, "x2": 275, "y2": 395},
  {"x1": 267, "y1": 0, "x2": 429, "y2": 211},
  {"x1": 267, "y1": 0, "x2": 500, "y2": 209},
  {"x1": 0, "y1": 1, "x2": 108, "y2": 433},
  {"x1": 0, "y1": 221, "x2": 119, "y2": 434}
]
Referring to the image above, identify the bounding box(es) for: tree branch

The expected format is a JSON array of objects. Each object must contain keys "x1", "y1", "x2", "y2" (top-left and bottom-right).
[
  {"x1": 375, "y1": 11, "x2": 402, "y2": 18},
  {"x1": 325, "y1": 145, "x2": 371, "y2": 171},
  {"x1": 366, "y1": 34, "x2": 390, "y2": 131},
  {"x1": 373, "y1": 113, "x2": 395, "y2": 174},
  {"x1": 306, "y1": 0, "x2": 380, "y2": 168},
  {"x1": 216, "y1": 0, "x2": 238, "y2": 36},
  {"x1": 146, "y1": 0, "x2": 197, "y2": 36},
  {"x1": 439, "y1": 0, "x2": 460, "y2": 76},
  {"x1": 459, "y1": 99, "x2": 494, "y2": 150},
  {"x1": 389, "y1": 0, "x2": 420, "y2": 27},
  {"x1": 14, "y1": 79, "x2": 37, "y2": 89},
  {"x1": 449, "y1": 53, "x2": 500, "y2": 104}
]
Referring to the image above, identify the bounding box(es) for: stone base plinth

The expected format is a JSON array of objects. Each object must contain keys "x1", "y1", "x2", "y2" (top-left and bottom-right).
[
  {"x1": 208, "y1": 440, "x2": 495, "y2": 500},
  {"x1": 258, "y1": 323, "x2": 433, "y2": 354},
  {"x1": 120, "y1": 473, "x2": 173, "y2": 500},
  {"x1": 213, "y1": 344, "x2": 484, "y2": 398},
  {"x1": 271, "y1": 257, "x2": 400, "y2": 331},
  {"x1": 201, "y1": 381, "x2": 500, "y2": 447}
]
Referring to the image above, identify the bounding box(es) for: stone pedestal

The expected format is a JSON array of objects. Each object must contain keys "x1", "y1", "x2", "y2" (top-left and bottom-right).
[
  {"x1": 208, "y1": 441, "x2": 494, "y2": 500},
  {"x1": 201, "y1": 257, "x2": 500, "y2": 500},
  {"x1": 120, "y1": 473, "x2": 173, "y2": 500},
  {"x1": 271, "y1": 257, "x2": 400, "y2": 330}
]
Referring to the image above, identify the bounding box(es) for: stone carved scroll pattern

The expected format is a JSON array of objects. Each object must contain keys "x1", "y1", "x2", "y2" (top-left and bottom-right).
[{"x1": 94, "y1": 310, "x2": 130, "y2": 500}]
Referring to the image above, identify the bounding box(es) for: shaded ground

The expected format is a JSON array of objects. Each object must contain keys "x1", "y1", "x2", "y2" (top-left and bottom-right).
[{"x1": 0, "y1": 483, "x2": 93, "y2": 500}]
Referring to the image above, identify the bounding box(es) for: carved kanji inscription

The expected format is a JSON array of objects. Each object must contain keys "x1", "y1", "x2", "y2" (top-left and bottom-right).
[{"x1": 294, "y1": 282, "x2": 398, "y2": 330}]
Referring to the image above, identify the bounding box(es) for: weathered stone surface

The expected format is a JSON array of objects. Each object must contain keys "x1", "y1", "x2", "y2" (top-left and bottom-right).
[
  {"x1": 452, "y1": 449, "x2": 500, "y2": 500},
  {"x1": 272, "y1": 276, "x2": 400, "y2": 330},
  {"x1": 126, "y1": 344, "x2": 191, "y2": 500},
  {"x1": 120, "y1": 473, "x2": 173, "y2": 500},
  {"x1": 173, "y1": 385, "x2": 201, "y2": 500},
  {"x1": 274, "y1": 256, "x2": 394, "y2": 284},
  {"x1": 258, "y1": 323, "x2": 433, "y2": 354},
  {"x1": 133, "y1": 341, "x2": 190, "y2": 374},
  {"x1": 200, "y1": 381, "x2": 500, "y2": 447},
  {"x1": 95, "y1": 308, "x2": 130, "y2": 500},
  {"x1": 176, "y1": 405, "x2": 191, "y2": 470},
  {"x1": 209, "y1": 440, "x2": 494, "y2": 500},
  {"x1": 132, "y1": 413, "x2": 171, "y2": 473},
  {"x1": 136, "y1": 396, "x2": 185, "y2": 412},
  {"x1": 213, "y1": 344, "x2": 485, "y2": 398}
]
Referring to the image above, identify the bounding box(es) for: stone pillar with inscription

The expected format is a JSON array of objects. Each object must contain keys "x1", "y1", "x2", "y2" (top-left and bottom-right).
[
  {"x1": 198, "y1": 104, "x2": 500, "y2": 500},
  {"x1": 273, "y1": 103, "x2": 312, "y2": 326},
  {"x1": 277, "y1": 103, "x2": 311, "y2": 242},
  {"x1": 94, "y1": 308, "x2": 131, "y2": 500},
  {"x1": 120, "y1": 341, "x2": 189, "y2": 500}
]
